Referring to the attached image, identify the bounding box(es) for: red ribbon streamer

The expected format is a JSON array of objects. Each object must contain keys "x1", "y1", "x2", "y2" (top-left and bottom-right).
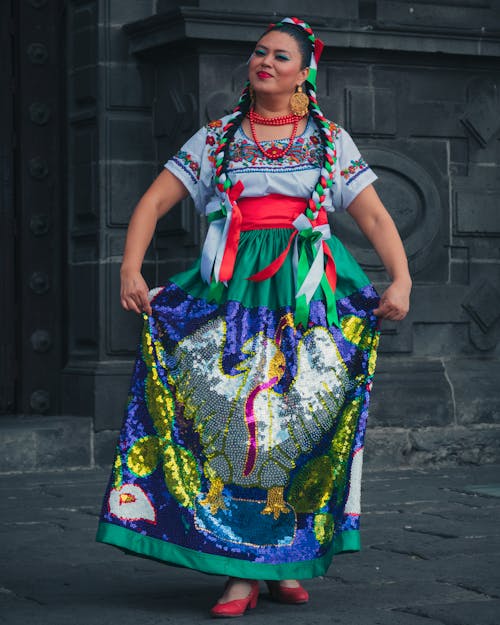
[
  {"x1": 314, "y1": 38, "x2": 325, "y2": 64},
  {"x1": 323, "y1": 241, "x2": 337, "y2": 294},
  {"x1": 218, "y1": 181, "x2": 244, "y2": 282},
  {"x1": 247, "y1": 230, "x2": 298, "y2": 282}
]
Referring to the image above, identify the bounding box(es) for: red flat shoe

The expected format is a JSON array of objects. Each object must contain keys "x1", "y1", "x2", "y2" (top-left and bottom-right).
[
  {"x1": 210, "y1": 580, "x2": 260, "y2": 618},
  {"x1": 265, "y1": 580, "x2": 309, "y2": 604}
]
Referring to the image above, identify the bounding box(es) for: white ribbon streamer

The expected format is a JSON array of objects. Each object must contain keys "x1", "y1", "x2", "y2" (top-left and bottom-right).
[
  {"x1": 292, "y1": 214, "x2": 331, "y2": 304},
  {"x1": 200, "y1": 193, "x2": 233, "y2": 284}
]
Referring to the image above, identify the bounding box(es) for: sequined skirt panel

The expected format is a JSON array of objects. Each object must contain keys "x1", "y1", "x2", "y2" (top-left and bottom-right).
[{"x1": 96, "y1": 229, "x2": 380, "y2": 579}]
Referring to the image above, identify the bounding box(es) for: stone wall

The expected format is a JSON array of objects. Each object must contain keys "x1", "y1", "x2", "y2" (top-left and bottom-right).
[{"x1": 4, "y1": 0, "x2": 498, "y2": 473}]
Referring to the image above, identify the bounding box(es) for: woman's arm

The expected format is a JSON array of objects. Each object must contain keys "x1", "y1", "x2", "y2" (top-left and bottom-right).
[
  {"x1": 346, "y1": 184, "x2": 412, "y2": 321},
  {"x1": 120, "y1": 169, "x2": 189, "y2": 315}
]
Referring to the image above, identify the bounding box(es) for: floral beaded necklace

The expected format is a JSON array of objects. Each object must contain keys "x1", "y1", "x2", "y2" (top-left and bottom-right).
[{"x1": 248, "y1": 107, "x2": 305, "y2": 160}]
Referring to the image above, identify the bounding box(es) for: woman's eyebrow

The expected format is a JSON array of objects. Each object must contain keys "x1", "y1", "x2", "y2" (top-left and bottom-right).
[{"x1": 255, "y1": 45, "x2": 292, "y2": 54}]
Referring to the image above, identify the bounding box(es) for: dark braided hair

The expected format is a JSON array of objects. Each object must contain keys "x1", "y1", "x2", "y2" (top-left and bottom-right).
[{"x1": 213, "y1": 19, "x2": 337, "y2": 220}]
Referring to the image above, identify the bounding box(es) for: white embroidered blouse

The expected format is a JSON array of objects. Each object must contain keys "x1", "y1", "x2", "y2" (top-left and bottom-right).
[{"x1": 164, "y1": 113, "x2": 377, "y2": 215}]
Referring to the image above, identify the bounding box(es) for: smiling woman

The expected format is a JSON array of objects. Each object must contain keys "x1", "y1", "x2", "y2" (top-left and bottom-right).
[{"x1": 96, "y1": 15, "x2": 411, "y2": 619}]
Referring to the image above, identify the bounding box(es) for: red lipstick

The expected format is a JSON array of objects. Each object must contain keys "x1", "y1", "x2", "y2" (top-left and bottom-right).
[{"x1": 257, "y1": 71, "x2": 272, "y2": 79}]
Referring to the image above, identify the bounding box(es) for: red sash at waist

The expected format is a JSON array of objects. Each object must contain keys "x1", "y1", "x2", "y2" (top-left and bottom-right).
[
  {"x1": 238, "y1": 194, "x2": 328, "y2": 231},
  {"x1": 236, "y1": 195, "x2": 331, "y2": 286}
]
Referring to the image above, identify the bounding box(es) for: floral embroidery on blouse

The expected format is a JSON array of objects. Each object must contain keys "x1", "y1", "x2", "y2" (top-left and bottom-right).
[
  {"x1": 340, "y1": 158, "x2": 369, "y2": 186},
  {"x1": 164, "y1": 114, "x2": 377, "y2": 214},
  {"x1": 329, "y1": 120, "x2": 341, "y2": 137},
  {"x1": 205, "y1": 124, "x2": 223, "y2": 167},
  {"x1": 226, "y1": 135, "x2": 323, "y2": 171},
  {"x1": 170, "y1": 149, "x2": 201, "y2": 183},
  {"x1": 201, "y1": 118, "x2": 342, "y2": 174}
]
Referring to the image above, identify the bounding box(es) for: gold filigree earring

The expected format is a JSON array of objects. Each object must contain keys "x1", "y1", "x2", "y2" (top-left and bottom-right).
[{"x1": 290, "y1": 84, "x2": 309, "y2": 117}]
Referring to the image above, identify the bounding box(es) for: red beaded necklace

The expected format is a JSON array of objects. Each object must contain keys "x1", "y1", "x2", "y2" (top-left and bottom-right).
[
  {"x1": 248, "y1": 108, "x2": 305, "y2": 160},
  {"x1": 250, "y1": 109, "x2": 303, "y2": 126}
]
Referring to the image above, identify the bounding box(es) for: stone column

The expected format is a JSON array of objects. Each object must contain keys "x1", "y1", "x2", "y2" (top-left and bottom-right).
[{"x1": 63, "y1": 1, "x2": 159, "y2": 462}]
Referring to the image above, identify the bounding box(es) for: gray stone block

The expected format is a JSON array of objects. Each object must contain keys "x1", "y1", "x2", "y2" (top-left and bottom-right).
[
  {"x1": 108, "y1": 162, "x2": 156, "y2": 226},
  {"x1": 364, "y1": 426, "x2": 410, "y2": 469},
  {"x1": 93, "y1": 370, "x2": 132, "y2": 431},
  {"x1": 446, "y1": 359, "x2": 500, "y2": 425},
  {"x1": 94, "y1": 430, "x2": 120, "y2": 468},
  {"x1": 377, "y1": 1, "x2": 497, "y2": 31},
  {"x1": 108, "y1": 64, "x2": 153, "y2": 109},
  {"x1": 67, "y1": 263, "x2": 98, "y2": 354},
  {"x1": 347, "y1": 87, "x2": 397, "y2": 135},
  {"x1": 109, "y1": 0, "x2": 154, "y2": 25},
  {"x1": 411, "y1": 323, "x2": 470, "y2": 359},
  {"x1": 364, "y1": 425, "x2": 500, "y2": 468},
  {"x1": 0, "y1": 427, "x2": 37, "y2": 473},
  {"x1": 70, "y1": 123, "x2": 98, "y2": 219},
  {"x1": 369, "y1": 358, "x2": 454, "y2": 427},
  {"x1": 106, "y1": 262, "x2": 145, "y2": 355},
  {"x1": 108, "y1": 118, "x2": 154, "y2": 161},
  {"x1": 36, "y1": 419, "x2": 92, "y2": 470},
  {"x1": 0, "y1": 417, "x2": 92, "y2": 474},
  {"x1": 71, "y1": 6, "x2": 97, "y2": 69}
]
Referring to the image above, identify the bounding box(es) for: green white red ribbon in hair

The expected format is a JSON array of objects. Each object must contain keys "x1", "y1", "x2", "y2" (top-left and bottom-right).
[{"x1": 268, "y1": 16, "x2": 324, "y2": 91}]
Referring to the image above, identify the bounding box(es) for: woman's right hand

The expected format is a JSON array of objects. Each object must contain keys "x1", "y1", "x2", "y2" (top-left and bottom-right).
[{"x1": 120, "y1": 268, "x2": 152, "y2": 316}]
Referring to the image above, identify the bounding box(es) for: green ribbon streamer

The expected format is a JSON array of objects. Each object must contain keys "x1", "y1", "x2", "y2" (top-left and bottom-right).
[
  {"x1": 294, "y1": 293, "x2": 309, "y2": 328},
  {"x1": 320, "y1": 273, "x2": 339, "y2": 328},
  {"x1": 293, "y1": 228, "x2": 321, "y2": 328},
  {"x1": 207, "y1": 279, "x2": 225, "y2": 304},
  {"x1": 205, "y1": 203, "x2": 229, "y2": 302},
  {"x1": 207, "y1": 204, "x2": 227, "y2": 224},
  {"x1": 293, "y1": 228, "x2": 340, "y2": 329}
]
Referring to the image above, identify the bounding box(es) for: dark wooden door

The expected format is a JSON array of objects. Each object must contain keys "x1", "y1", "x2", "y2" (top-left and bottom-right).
[
  {"x1": 1, "y1": 0, "x2": 66, "y2": 416},
  {"x1": 0, "y1": 0, "x2": 17, "y2": 414}
]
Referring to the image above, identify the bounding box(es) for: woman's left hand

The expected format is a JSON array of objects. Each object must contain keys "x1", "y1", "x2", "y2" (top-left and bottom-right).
[{"x1": 373, "y1": 279, "x2": 411, "y2": 321}]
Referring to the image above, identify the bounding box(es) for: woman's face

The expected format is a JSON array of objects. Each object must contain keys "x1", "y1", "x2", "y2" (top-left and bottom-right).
[{"x1": 248, "y1": 30, "x2": 309, "y2": 99}]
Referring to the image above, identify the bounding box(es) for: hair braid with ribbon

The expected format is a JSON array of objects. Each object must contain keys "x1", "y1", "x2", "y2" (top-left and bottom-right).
[{"x1": 304, "y1": 84, "x2": 337, "y2": 219}]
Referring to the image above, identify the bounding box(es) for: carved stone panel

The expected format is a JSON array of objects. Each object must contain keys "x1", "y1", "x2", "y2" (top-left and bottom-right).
[
  {"x1": 70, "y1": 122, "x2": 98, "y2": 222},
  {"x1": 107, "y1": 117, "x2": 155, "y2": 226},
  {"x1": 153, "y1": 60, "x2": 201, "y2": 258},
  {"x1": 332, "y1": 144, "x2": 445, "y2": 277},
  {"x1": 461, "y1": 78, "x2": 500, "y2": 147},
  {"x1": 346, "y1": 87, "x2": 397, "y2": 136}
]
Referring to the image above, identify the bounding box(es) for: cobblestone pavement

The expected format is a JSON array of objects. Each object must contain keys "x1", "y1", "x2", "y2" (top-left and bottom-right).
[{"x1": 1, "y1": 463, "x2": 499, "y2": 625}]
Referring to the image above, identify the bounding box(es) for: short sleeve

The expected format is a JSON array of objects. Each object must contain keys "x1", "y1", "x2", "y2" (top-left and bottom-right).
[
  {"x1": 332, "y1": 127, "x2": 378, "y2": 212},
  {"x1": 164, "y1": 124, "x2": 216, "y2": 213}
]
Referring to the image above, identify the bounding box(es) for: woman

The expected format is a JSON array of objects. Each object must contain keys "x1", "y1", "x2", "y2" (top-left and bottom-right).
[{"x1": 96, "y1": 17, "x2": 411, "y2": 618}]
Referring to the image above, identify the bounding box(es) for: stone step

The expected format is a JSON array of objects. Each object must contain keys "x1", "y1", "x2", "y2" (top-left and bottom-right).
[{"x1": 0, "y1": 416, "x2": 92, "y2": 474}]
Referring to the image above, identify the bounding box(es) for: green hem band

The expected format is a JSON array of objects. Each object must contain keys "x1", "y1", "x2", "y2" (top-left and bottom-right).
[{"x1": 96, "y1": 522, "x2": 360, "y2": 580}]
